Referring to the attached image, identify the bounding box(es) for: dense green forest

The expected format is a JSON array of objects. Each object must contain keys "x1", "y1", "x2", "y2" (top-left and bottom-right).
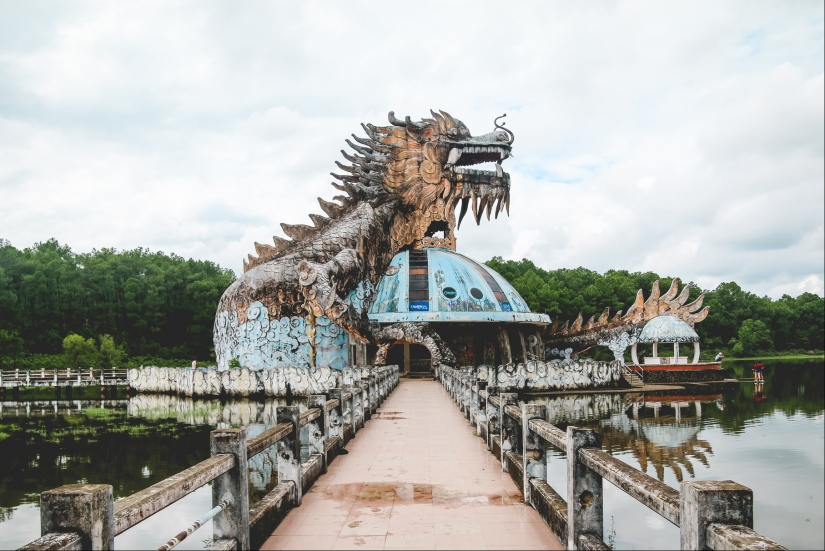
[
  {"x1": 0, "y1": 240, "x2": 822, "y2": 368},
  {"x1": 0, "y1": 239, "x2": 234, "y2": 368}
]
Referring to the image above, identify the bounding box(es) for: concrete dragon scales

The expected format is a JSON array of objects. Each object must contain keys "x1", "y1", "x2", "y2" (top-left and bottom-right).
[{"x1": 214, "y1": 110, "x2": 514, "y2": 369}]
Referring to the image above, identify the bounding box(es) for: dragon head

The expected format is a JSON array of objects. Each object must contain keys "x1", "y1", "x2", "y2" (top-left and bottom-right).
[{"x1": 335, "y1": 109, "x2": 513, "y2": 251}]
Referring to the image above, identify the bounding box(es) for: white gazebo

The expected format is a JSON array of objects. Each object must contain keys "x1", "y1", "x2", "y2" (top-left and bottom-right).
[{"x1": 631, "y1": 315, "x2": 701, "y2": 366}]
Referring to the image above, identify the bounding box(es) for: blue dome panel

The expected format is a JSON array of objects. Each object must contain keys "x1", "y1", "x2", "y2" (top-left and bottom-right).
[{"x1": 367, "y1": 248, "x2": 550, "y2": 324}]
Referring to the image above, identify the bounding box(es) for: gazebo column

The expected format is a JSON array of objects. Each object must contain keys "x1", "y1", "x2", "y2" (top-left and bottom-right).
[
  {"x1": 652, "y1": 342, "x2": 658, "y2": 358},
  {"x1": 693, "y1": 342, "x2": 701, "y2": 364},
  {"x1": 674, "y1": 342, "x2": 680, "y2": 362}
]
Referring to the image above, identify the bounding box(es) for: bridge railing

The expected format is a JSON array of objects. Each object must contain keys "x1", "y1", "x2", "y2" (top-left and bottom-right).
[
  {"x1": 17, "y1": 365, "x2": 399, "y2": 551},
  {"x1": 439, "y1": 365, "x2": 785, "y2": 551},
  {"x1": 1, "y1": 368, "x2": 129, "y2": 387}
]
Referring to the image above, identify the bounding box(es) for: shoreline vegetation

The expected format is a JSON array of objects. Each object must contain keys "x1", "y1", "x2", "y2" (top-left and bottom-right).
[{"x1": 1, "y1": 239, "x2": 823, "y2": 370}]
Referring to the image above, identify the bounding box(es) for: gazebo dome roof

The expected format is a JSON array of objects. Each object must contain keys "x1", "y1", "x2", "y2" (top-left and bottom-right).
[
  {"x1": 367, "y1": 248, "x2": 550, "y2": 324},
  {"x1": 637, "y1": 315, "x2": 699, "y2": 343}
]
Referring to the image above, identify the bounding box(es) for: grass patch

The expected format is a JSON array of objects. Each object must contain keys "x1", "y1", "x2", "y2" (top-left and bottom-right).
[{"x1": 726, "y1": 354, "x2": 824, "y2": 361}]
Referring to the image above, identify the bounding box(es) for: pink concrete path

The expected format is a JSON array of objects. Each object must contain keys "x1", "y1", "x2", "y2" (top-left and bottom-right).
[{"x1": 261, "y1": 379, "x2": 563, "y2": 550}]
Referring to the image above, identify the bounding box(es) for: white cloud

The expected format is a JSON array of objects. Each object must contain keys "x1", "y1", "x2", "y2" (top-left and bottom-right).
[{"x1": 0, "y1": 0, "x2": 822, "y2": 299}]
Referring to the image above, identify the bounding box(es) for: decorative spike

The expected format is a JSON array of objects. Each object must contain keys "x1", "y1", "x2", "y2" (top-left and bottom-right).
[
  {"x1": 331, "y1": 172, "x2": 359, "y2": 183},
  {"x1": 309, "y1": 214, "x2": 330, "y2": 229},
  {"x1": 560, "y1": 320, "x2": 570, "y2": 335},
  {"x1": 439, "y1": 110, "x2": 458, "y2": 129},
  {"x1": 571, "y1": 313, "x2": 583, "y2": 333},
  {"x1": 457, "y1": 197, "x2": 470, "y2": 229},
  {"x1": 430, "y1": 110, "x2": 447, "y2": 134},
  {"x1": 623, "y1": 290, "x2": 645, "y2": 321},
  {"x1": 345, "y1": 139, "x2": 372, "y2": 157},
  {"x1": 335, "y1": 161, "x2": 357, "y2": 174},
  {"x1": 333, "y1": 195, "x2": 353, "y2": 208},
  {"x1": 242, "y1": 258, "x2": 249, "y2": 272},
  {"x1": 485, "y1": 194, "x2": 494, "y2": 220},
  {"x1": 478, "y1": 194, "x2": 489, "y2": 224},
  {"x1": 341, "y1": 150, "x2": 366, "y2": 164},
  {"x1": 660, "y1": 278, "x2": 680, "y2": 303},
  {"x1": 684, "y1": 294, "x2": 705, "y2": 313},
  {"x1": 505, "y1": 190, "x2": 510, "y2": 216},
  {"x1": 551, "y1": 319, "x2": 559, "y2": 334},
  {"x1": 674, "y1": 283, "x2": 691, "y2": 307},
  {"x1": 687, "y1": 306, "x2": 709, "y2": 325},
  {"x1": 254, "y1": 242, "x2": 276, "y2": 257},
  {"x1": 331, "y1": 182, "x2": 347, "y2": 192},
  {"x1": 280, "y1": 223, "x2": 316, "y2": 241},
  {"x1": 318, "y1": 197, "x2": 344, "y2": 218},
  {"x1": 273, "y1": 236, "x2": 290, "y2": 251},
  {"x1": 584, "y1": 316, "x2": 596, "y2": 330},
  {"x1": 597, "y1": 307, "x2": 610, "y2": 326},
  {"x1": 611, "y1": 309, "x2": 623, "y2": 322}
]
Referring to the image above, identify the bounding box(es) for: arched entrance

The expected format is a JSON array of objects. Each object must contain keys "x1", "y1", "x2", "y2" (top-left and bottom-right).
[{"x1": 386, "y1": 343, "x2": 432, "y2": 374}]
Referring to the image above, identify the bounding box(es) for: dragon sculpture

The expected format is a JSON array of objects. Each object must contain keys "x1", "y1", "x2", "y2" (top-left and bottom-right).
[
  {"x1": 544, "y1": 278, "x2": 710, "y2": 361},
  {"x1": 214, "y1": 110, "x2": 514, "y2": 369}
]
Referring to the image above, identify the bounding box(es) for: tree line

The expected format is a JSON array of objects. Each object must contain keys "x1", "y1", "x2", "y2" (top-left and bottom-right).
[
  {"x1": 0, "y1": 240, "x2": 821, "y2": 369},
  {"x1": 0, "y1": 239, "x2": 235, "y2": 368},
  {"x1": 485, "y1": 257, "x2": 824, "y2": 357}
]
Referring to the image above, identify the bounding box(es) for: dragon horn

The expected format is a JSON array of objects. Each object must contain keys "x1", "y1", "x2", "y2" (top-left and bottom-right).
[
  {"x1": 494, "y1": 114, "x2": 514, "y2": 146},
  {"x1": 388, "y1": 111, "x2": 406, "y2": 127}
]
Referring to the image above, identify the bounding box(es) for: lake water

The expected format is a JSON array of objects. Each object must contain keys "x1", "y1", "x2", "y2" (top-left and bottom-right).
[{"x1": 0, "y1": 359, "x2": 822, "y2": 550}]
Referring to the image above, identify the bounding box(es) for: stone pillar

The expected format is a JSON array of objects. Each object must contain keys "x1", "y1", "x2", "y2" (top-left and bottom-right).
[
  {"x1": 566, "y1": 427, "x2": 603, "y2": 550},
  {"x1": 307, "y1": 395, "x2": 329, "y2": 472},
  {"x1": 486, "y1": 386, "x2": 499, "y2": 451},
  {"x1": 475, "y1": 380, "x2": 488, "y2": 436},
  {"x1": 469, "y1": 379, "x2": 479, "y2": 425},
  {"x1": 40, "y1": 484, "x2": 114, "y2": 550},
  {"x1": 695, "y1": 401, "x2": 702, "y2": 418},
  {"x1": 499, "y1": 392, "x2": 519, "y2": 472},
  {"x1": 522, "y1": 404, "x2": 546, "y2": 507},
  {"x1": 211, "y1": 428, "x2": 250, "y2": 550},
  {"x1": 352, "y1": 383, "x2": 364, "y2": 432},
  {"x1": 680, "y1": 480, "x2": 753, "y2": 551},
  {"x1": 368, "y1": 376, "x2": 377, "y2": 414},
  {"x1": 339, "y1": 387, "x2": 353, "y2": 444},
  {"x1": 404, "y1": 344, "x2": 410, "y2": 373},
  {"x1": 276, "y1": 407, "x2": 302, "y2": 507}
]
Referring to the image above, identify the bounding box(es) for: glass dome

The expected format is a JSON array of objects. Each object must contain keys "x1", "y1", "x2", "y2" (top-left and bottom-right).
[{"x1": 367, "y1": 248, "x2": 550, "y2": 324}]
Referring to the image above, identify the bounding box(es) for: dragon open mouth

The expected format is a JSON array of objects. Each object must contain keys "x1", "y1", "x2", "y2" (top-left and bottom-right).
[{"x1": 446, "y1": 144, "x2": 511, "y2": 228}]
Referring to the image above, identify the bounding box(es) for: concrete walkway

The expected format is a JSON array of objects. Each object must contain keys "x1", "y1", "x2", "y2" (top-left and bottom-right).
[{"x1": 261, "y1": 379, "x2": 563, "y2": 550}]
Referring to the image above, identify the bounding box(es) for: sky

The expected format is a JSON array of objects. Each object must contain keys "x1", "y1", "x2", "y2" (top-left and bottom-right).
[{"x1": 0, "y1": 1, "x2": 823, "y2": 299}]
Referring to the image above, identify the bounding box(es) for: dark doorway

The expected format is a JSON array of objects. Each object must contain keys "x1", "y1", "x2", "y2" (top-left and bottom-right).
[
  {"x1": 386, "y1": 344, "x2": 405, "y2": 368},
  {"x1": 409, "y1": 344, "x2": 432, "y2": 372}
]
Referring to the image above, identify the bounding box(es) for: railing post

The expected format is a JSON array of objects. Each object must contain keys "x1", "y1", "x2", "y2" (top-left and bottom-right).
[
  {"x1": 566, "y1": 427, "x2": 603, "y2": 550},
  {"x1": 680, "y1": 481, "x2": 753, "y2": 550},
  {"x1": 308, "y1": 395, "x2": 329, "y2": 473},
  {"x1": 522, "y1": 404, "x2": 546, "y2": 507},
  {"x1": 211, "y1": 428, "x2": 250, "y2": 550},
  {"x1": 499, "y1": 392, "x2": 518, "y2": 471},
  {"x1": 469, "y1": 379, "x2": 479, "y2": 425},
  {"x1": 475, "y1": 380, "x2": 487, "y2": 437},
  {"x1": 276, "y1": 406, "x2": 302, "y2": 507},
  {"x1": 361, "y1": 379, "x2": 370, "y2": 422},
  {"x1": 352, "y1": 381, "x2": 364, "y2": 432},
  {"x1": 464, "y1": 376, "x2": 473, "y2": 420},
  {"x1": 339, "y1": 387, "x2": 353, "y2": 444},
  {"x1": 368, "y1": 376, "x2": 377, "y2": 414},
  {"x1": 40, "y1": 484, "x2": 114, "y2": 550},
  {"x1": 486, "y1": 386, "x2": 499, "y2": 451}
]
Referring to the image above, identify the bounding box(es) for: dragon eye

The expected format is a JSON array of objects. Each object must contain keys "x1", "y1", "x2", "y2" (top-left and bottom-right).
[{"x1": 448, "y1": 128, "x2": 459, "y2": 137}]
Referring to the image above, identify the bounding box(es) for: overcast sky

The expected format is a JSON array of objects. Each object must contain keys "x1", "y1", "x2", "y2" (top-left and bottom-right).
[{"x1": 1, "y1": 1, "x2": 822, "y2": 299}]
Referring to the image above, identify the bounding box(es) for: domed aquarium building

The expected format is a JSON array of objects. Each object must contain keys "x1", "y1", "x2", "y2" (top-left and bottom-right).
[{"x1": 367, "y1": 248, "x2": 550, "y2": 373}]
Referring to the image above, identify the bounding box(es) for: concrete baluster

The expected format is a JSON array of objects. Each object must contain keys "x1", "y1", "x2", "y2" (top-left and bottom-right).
[
  {"x1": 486, "y1": 386, "x2": 499, "y2": 451},
  {"x1": 464, "y1": 376, "x2": 473, "y2": 420},
  {"x1": 352, "y1": 381, "x2": 364, "y2": 432},
  {"x1": 469, "y1": 379, "x2": 479, "y2": 425},
  {"x1": 499, "y1": 392, "x2": 519, "y2": 472},
  {"x1": 339, "y1": 387, "x2": 353, "y2": 445},
  {"x1": 308, "y1": 395, "x2": 329, "y2": 473},
  {"x1": 566, "y1": 427, "x2": 603, "y2": 550},
  {"x1": 26, "y1": 370, "x2": 30, "y2": 385},
  {"x1": 210, "y1": 428, "x2": 250, "y2": 550},
  {"x1": 475, "y1": 381, "x2": 488, "y2": 438},
  {"x1": 39, "y1": 484, "x2": 114, "y2": 550},
  {"x1": 522, "y1": 404, "x2": 546, "y2": 507},
  {"x1": 368, "y1": 376, "x2": 377, "y2": 414},
  {"x1": 361, "y1": 380, "x2": 370, "y2": 422},
  {"x1": 679, "y1": 480, "x2": 753, "y2": 550},
  {"x1": 276, "y1": 406, "x2": 303, "y2": 507}
]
